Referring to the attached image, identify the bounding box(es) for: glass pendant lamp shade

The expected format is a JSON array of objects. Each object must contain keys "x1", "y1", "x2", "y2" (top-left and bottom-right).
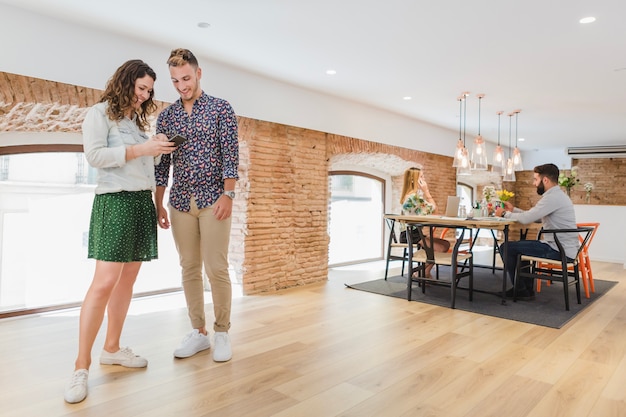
[
  {"x1": 457, "y1": 147, "x2": 471, "y2": 176},
  {"x1": 492, "y1": 145, "x2": 506, "y2": 174},
  {"x1": 452, "y1": 138, "x2": 465, "y2": 167},
  {"x1": 492, "y1": 111, "x2": 505, "y2": 174},
  {"x1": 471, "y1": 135, "x2": 488, "y2": 170},
  {"x1": 503, "y1": 158, "x2": 516, "y2": 181},
  {"x1": 470, "y1": 93, "x2": 488, "y2": 170},
  {"x1": 513, "y1": 110, "x2": 524, "y2": 171},
  {"x1": 513, "y1": 147, "x2": 524, "y2": 171},
  {"x1": 502, "y1": 111, "x2": 516, "y2": 182},
  {"x1": 452, "y1": 96, "x2": 466, "y2": 167}
]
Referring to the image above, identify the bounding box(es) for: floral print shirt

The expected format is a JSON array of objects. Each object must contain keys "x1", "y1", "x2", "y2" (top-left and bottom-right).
[
  {"x1": 155, "y1": 92, "x2": 239, "y2": 212},
  {"x1": 402, "y1": 190, "x2": 435, "y2": 215}
]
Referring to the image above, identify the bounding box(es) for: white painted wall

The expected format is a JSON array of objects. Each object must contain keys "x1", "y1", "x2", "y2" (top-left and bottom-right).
[
  {"x1": 523, "y1": 148, "x2": 572, "y2": 170},
  {"x1": 574, "y1": 205, "x2": 626, "y2": 268},
  {"x1": 0, "y1": 4, "x2": 458, "y2": 158}
]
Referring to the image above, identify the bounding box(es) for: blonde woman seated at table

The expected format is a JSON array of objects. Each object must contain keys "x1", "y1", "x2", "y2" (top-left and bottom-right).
[{"x1": 400, "y1": 167, "x2": 451, "y2": 278}]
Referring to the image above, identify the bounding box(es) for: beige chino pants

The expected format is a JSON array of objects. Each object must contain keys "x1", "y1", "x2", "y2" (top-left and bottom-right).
[{"x1": 169, "y1": 197, "x2": 232, "y2": 332}]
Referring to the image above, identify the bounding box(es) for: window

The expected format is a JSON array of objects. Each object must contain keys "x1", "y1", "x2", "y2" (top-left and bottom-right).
[
  {"x1": 328, "y1": 172, "x2": 384, "y2": 266},
  {"x1": 0, "y1": 151, "x2": 181, "y2": 316},
  {"x1": 457, "y1": 182, "x2": 474, "y2": 211}
]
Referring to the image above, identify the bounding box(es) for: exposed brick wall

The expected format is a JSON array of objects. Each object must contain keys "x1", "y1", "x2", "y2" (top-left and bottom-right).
[
  {"x1": 327, "y1": 135, "x2": 457, "y2": 215},
  {"x1": 238, "y1": 119, "x2": 329, "y2": 294},
  {"x1": 0, "y1": 72, "x2": 168, "y2": 133},
  {"x1": 567, "y1": 158, "x2": 626, "y2": 205},
  {"x1": 509, "y1": 158, "x2": 626, "y2": 210},
  {"x1": 2, "y1": 71, "x2": 625, "y2": 295}
]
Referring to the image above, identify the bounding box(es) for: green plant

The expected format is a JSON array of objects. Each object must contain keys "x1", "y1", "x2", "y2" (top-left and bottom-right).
[
  {"x1": 558, "y1": 166, "x2": 580, "y2": 195},
  {"x1": 482, "y1": 186, "x2": 496, "y2": 202},
  {"x1": 558, "y1": 166, "x2": 579, "y2": 188}
]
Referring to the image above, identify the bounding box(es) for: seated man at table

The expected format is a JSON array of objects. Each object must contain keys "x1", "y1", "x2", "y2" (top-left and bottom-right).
[{"x1": 494, "y1": 163, "x2": 577, "y2": 300}]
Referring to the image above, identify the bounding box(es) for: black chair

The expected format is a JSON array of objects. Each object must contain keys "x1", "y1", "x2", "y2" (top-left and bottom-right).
[
  {"x1": 513, "y1": 227, "x2": 594, "y2": 311},
  {"x1": 407, "y1": 224, "x2": 473, "y2": 309},
  {"x1": 384, "y1": 217, "x2": 419, "y2": 280}
]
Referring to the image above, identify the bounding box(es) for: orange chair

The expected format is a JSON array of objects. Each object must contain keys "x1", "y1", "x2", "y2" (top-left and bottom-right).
[
  {"x1": 536, "y1": 222, "x2": 599, "y2": 298},
  {"x1": 437, "y1": 227, "x2": 472, "y2": 252}
]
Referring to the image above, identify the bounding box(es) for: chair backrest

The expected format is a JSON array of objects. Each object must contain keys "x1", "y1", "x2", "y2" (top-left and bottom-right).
[
  {"x1": 539, "y1": 227, "x2": 594, "y2": 264},
  {"x1": 415, "y1": 223, "x2": 471, "y2": 261},
  {"x1": 576, "y1": 222, "x2": 599, "y2": 251},
  {"x1": 385, "y1": 217, "x2": 399, "y2": 244}
]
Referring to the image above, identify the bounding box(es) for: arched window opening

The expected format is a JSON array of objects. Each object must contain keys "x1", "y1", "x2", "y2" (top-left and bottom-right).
[
  {"x1": 328, "y1": 171, "x2": 385, "y2": 266},
  {"x1": 0, "y1": 147, "x2": 181, "y2": 317}
]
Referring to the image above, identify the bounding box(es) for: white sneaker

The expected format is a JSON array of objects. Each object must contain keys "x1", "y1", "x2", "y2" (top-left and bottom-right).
[
  {"x1": 64, "y1": 369, "x2": 89, "y2": 404},
  {"x1": 174, "y1": 329, "x2": 211, "y2": 358},
  {"x1": 99, "y1": 346, "x2": 148, "y2": 368},
  {"x1": 212, "y1": 332, "x2": 232, "y2": 362}
]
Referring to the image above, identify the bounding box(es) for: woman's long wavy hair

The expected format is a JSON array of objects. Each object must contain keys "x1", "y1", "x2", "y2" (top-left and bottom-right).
[
  {"x1": 400, "y1": 167, "x2": 422, "y2": 204},
  {"x1": 100, "y1": 59, "x2": 157, "y2": 131}
]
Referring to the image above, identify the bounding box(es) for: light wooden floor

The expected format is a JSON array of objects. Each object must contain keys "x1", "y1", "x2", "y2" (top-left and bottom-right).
[{"x1": 2, "y1": 261, "x2": 626, "y2": 417}]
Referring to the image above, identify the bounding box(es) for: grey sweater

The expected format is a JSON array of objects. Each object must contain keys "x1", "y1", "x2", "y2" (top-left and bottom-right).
[{"x1": 505, "y1": 185, "x2": 579, "y2": 259}]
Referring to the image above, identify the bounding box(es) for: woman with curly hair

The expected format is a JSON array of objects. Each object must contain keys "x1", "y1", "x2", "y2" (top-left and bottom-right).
[{"x1": 64, "y1": 60, "x2": 175, "y2": 404}]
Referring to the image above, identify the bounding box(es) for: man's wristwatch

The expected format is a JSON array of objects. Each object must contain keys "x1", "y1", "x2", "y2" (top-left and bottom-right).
[
  {"x1": 500, "y1": 210, "x2": 507, "y2": 218},
  {"x1": 224, "y1": 191, "x2": 236, "y2": 199}
]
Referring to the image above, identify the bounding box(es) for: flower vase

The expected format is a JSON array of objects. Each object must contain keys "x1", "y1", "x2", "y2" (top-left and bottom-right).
[
  {"x1": 585, "y1": 192, "x2": 591, "y2": 204},
  {"x1": 566, "y1": 187, "x2": 571, "y2": 197}
]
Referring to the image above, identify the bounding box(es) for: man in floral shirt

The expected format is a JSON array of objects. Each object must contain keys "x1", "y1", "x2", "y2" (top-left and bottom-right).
[{"x1": 155, "y1": 48, "x2": 239, "y2": 363}]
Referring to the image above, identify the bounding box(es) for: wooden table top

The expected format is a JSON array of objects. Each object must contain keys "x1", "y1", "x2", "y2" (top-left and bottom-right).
[{"x1": 384, "y1": 213, "x2": 540, "y2": 231}]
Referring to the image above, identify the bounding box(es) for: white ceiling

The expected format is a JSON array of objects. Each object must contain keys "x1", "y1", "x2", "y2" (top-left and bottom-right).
[{"x1": 2, "y1": 0, "x2": 626, "y2": 153}]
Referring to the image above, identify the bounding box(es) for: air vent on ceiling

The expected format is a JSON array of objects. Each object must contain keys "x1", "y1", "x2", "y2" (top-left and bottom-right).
[{"x1": 566, "y1": 145, "x2": 626, "y2": 158}]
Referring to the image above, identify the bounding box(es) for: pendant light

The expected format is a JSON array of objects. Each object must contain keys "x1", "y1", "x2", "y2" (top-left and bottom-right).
[
  {"x1": 452, "y1": 96, "x2": 465, "y2": 167},
  {"x1": 457, "y1": 93, "x2": 471, "y2": 176},
  {"x1": 512, "y1": 109, "x2": 524, "y2": 171},
  {"x1": 492, "y1": 111, "x2": 506, "y2": 174},
  {"x1": 503, "y1": 112, "x2": 516, "y2": 182},
  {"x1": 471, "y1": 93, "x2": 488, "y2": 170}
]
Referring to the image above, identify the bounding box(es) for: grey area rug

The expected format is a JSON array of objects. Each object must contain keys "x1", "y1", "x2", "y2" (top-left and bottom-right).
[{"x1": 345, "y1": 266, "x2": 617, "y2": 328}]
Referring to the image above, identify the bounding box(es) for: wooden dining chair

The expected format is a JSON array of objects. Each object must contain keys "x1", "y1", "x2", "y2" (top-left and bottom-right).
[
  {"x1": 384, "y1": 217, "x2": 419, "y2": 280},
  {"x1": 408, "y1": 224, "x2": 473, "y2": 309},
  {"x1": 438, "y1": 227, "x2": 501, "y2": 273},
  {"x1": 574, "y1": 222, "x2": 599, "y2": 295},
  {"x1": 514, "y1": 226, "x2": 594, "y2": 310},
  {"x1": 536, "y1": 222, "x2": 599, "y2": 298}
]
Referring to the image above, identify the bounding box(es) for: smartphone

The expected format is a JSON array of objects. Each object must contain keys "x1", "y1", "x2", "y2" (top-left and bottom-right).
[{"x1": 169, "y1": 134, "x2": 187, "y2": 147}]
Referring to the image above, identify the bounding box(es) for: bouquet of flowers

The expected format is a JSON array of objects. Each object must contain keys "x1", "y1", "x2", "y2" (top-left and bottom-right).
[
  {"x1": 482, "y1": 186, "x2": 496, "y2": 202},
  {"x1": 402, "y1": 194, "x2": 435, "y2": 215},
  {"x1": 558, "y1": 166, "x2": 580, "y2": 189},
  {"x1": 496, "y1": 189, "x2": 515, "y2": 201},
  {"x1": 584, "y1": 182, "x2": 593, "y2": 192}
]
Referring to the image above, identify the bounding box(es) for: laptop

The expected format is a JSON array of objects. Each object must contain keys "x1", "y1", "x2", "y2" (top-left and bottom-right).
[{"x1": 444, "y1": 196, "x2": 461, "y2": 217}]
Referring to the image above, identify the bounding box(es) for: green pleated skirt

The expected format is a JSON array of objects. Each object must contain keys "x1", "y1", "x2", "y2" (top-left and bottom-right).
[{"x1": 88, "y1": 190, "x2": 158, "y2": 262}]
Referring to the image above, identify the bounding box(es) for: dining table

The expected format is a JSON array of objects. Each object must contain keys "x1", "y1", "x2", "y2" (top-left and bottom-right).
[{"x1": 384, "y1": 213, "x2": 542, "y2": 305}]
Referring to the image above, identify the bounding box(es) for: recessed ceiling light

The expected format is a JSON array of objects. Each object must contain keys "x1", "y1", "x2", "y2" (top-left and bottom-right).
[
  {"x1": 579, "y1": 16, "x2": 596, "y2": 24},
  {"x1": 325, "y1": 69, "x2": 337, "y2": 75},
  {"x1": 518, "y1": 137, "x2": 525, "y2": 142},
  {"x1": 403, "y1": 96, "x2": 412, "y2": 101},
  {"x1": 197, "y1": 22, "x2": 211, "y2": 28}
]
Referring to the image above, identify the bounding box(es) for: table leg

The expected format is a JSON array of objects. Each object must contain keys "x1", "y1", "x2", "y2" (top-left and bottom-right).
[
  {"x1": 406, "y1": 225, "x2": 414, "y2": 301},
  {"x1": 501, "y1": 225, "x2": 509, "y2": 305}
]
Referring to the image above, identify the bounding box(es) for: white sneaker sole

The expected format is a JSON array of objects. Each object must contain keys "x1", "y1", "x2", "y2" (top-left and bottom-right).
[{"x1": 174, "y1": 344, "x2": 211, "y2": 359}]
